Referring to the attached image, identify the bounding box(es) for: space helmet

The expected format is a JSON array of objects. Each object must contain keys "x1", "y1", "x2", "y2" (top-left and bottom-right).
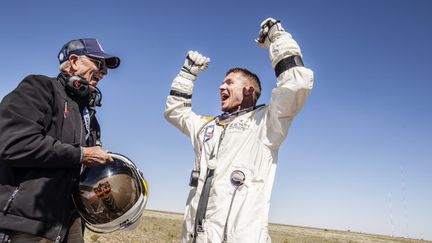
[{"x1": 72, "y1": 152, "x2": 148, "y2": 233}]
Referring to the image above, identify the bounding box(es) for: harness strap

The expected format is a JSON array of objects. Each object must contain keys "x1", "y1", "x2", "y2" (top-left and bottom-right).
[{"x1": 192, "y1": 169, "x2": 215, "y2": 241}]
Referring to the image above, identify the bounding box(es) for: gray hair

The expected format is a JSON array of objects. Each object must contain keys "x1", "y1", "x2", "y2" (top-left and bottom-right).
[{"x1": 59, "y1": 60, "x2": 71, "y2": 73}]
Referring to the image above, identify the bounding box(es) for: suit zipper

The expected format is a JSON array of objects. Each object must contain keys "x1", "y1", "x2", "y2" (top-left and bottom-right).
[
  {"x1": 54, "y1": 235, "x2": 61, "y2": 243},
  {"x1": 79, "y1": 111, "x2": 83, "y2": 144},
  {"x1": 54, "y1": 173, "x2": 75, "y2": 243},
  {"x1": 2, "y1": 187, "x2": 20, "y2": 214},
  {"x1": 55, "y1": 105, "x2": 83, "y2": 242},
  {"x1": 215, "y1": 126, "x2": 227, "y2": 158},
  {"x1": 53, "y1": 103, "x2": 79, "y2": 243}
]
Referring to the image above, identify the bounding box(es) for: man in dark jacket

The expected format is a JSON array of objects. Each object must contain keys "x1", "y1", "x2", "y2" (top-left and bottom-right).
[{"x1": 0, "y1": 38, "x2": 119, "y2": 242}]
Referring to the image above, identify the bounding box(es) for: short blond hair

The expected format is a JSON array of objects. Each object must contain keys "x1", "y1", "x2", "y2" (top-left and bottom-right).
[{"x1": 226, "y1": 67, "x2": 261, "y2": 103}]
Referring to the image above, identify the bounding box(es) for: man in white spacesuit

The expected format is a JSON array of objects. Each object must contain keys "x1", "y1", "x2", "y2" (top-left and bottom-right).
[{"x1": 165, "y1": 18, "x2": 314, "y2": 243}]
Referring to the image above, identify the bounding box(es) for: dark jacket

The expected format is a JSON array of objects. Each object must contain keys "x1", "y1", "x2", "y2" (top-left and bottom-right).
[{"x1": 0, "y1": 75, "x2": 95, "y2": 241}]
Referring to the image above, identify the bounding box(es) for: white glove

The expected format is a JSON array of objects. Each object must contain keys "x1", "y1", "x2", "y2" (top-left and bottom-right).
[
  {"x1": 255, "y1": 17, "x2": 285, "y2": 49},
  {"x1": 256, "y1": 17, "x2": 302, "y2": 68},
  {"x1": 179, "y1": 50, "x2": 210, "y2": 81}
]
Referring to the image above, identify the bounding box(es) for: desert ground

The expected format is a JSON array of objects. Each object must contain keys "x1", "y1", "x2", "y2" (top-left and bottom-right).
[{"x1": 84, "y1": 210, "x2": 430, "y2": 243}]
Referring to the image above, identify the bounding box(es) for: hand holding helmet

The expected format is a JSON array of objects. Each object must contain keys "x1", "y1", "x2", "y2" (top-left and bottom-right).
[
  {"x1": 179, "y1": 50, "x2": 210, "y2": 81},
  {"x1": 82, "y1": 146, "x2": 113, "y2": 166}
]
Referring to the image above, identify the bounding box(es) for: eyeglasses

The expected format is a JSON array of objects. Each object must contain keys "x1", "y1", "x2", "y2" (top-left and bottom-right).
[{"x1": 84, "y1": 56, "x2": 107, "y2": 70}]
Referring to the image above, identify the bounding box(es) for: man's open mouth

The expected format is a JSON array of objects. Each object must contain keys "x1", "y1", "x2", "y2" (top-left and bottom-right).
[{"x1": 221, "y1": 93, "x2": 229, "y2": 101}]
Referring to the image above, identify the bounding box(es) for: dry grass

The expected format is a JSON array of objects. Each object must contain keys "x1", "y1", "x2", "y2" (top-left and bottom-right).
[{"x1": 84, "y1": 210, "x2": 430, "y2": 243}]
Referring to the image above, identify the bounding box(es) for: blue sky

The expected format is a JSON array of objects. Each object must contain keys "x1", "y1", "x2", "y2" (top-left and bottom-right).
[{"x1": 1, "y1": 0, "x2": 431, "y2": 240}]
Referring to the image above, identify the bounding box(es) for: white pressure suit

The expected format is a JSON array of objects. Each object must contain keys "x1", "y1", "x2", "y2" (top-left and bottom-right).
[{"x1": 165, "y1": 19, "x2": 314, "y2": 243}]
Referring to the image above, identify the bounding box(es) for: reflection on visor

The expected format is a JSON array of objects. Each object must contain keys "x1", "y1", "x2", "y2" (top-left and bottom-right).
[
  {"x1": 73, "y1": 153, "x2": 148, "y2": 232},
  {"x1": 75, "y1": 163, "x2": 139, "y2": 224}
]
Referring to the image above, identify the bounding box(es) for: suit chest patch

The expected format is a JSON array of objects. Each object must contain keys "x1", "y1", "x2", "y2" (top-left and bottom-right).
[
  {"x1": 228, "y1": 119, "x2": 250, "y2": 132},
  {"x1": 203, "y1": 124, "x2": 215, "y2": 142}
]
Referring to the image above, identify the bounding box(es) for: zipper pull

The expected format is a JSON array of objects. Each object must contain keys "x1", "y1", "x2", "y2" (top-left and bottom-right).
[
  {"x1": 55, "y1": 235, "x2": 61, "y2": 243},
  {"x1": 3, "y1": 187, "x2": 19, "y2": 214},
  {"x1": 63, "y1": 101, "x2": 69, "y2": 118}
]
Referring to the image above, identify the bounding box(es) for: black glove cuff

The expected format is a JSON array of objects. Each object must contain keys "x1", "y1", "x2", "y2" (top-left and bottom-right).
[
  {"x1": 170, "y1": 90, "x2": 192, "y2": 99},
  {"x1": 274, "y1": 55, "x2": 304, "y2": 78}
]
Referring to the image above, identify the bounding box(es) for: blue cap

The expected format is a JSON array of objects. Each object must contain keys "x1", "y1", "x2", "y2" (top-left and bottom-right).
[{"x1": 58, "y1": 38, "x2": 120, "y2": 69}]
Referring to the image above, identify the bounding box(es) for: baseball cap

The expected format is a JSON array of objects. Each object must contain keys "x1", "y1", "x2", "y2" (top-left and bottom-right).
[{"x1": 58, "y1": 38, "x2": 120, "y2": 69}]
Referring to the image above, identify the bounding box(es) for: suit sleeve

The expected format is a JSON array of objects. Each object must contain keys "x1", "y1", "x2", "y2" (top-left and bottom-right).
[
  {"x1": 260, "y1": 65, "x2": 314, "y2": 149},
  {"x1": 164, "y1": 73, "x2": 208, "y2": 143},
  {"x1": 0, "y1": 75, "x2": 81, "y2": 168}
]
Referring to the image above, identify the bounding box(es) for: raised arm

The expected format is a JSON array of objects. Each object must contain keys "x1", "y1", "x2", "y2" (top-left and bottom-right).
[
  {"x1": 256, "y1": 18, "x2": 314, "y2": 149},
  {"x1": 164, "y1": 51, "x2": 211, "y2": 138}
]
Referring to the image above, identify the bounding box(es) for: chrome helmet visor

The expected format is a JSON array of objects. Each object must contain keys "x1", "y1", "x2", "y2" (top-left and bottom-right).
[{"x1": 73, "y1": 153, "x2": 148, "y2": 233}]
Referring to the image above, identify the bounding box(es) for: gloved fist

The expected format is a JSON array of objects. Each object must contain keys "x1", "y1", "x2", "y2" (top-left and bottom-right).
[
  {"x1": 179, "y1": 50, "x2": 210, "y2": 81},
  {"x1": 256, "y1": 17, "x2": 303, "y2": 69},
  {"x1": 255, "y1": 17, "x2": 285, "y2": 49}
]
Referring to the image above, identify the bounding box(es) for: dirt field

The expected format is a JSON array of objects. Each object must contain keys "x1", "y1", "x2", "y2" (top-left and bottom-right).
[{"x1": 84, "y1": 210, "x2": 430, "y2": 243}]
